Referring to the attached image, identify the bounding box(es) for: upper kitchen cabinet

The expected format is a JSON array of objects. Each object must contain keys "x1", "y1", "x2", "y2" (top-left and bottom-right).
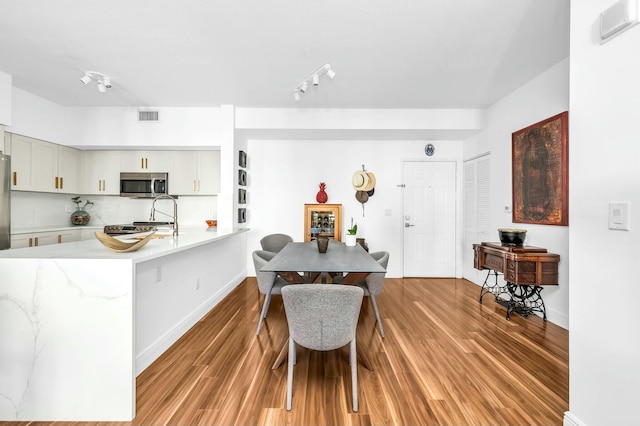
[
  {"x1": 57, "y1": 145, "x2": 80, "y2": 194},
  {"x1": 171, "y1": 150, "x2": 221, "y2": 195},
  {"x1": 6, "y1": 133, "x2": 79, "y2": 193},
  {"x1": 81, "y1": 150, "x2": 120, "y2": 195},
  {"x1": 120, "y1": 150, "x2": 172, "y2": 173}
]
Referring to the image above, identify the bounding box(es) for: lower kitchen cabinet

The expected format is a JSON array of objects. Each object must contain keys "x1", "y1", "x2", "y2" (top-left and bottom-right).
[{"x1": 11, "y1": 229, "x2": 82, "y2": 249}]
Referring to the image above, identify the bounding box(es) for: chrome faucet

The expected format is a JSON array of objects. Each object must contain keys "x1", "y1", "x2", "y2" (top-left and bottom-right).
[{"x1": 149, "y1": 194, "x2": 178, "y2": 236}]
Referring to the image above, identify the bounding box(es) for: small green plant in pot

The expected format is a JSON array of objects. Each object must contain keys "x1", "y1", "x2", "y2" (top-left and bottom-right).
[{"x1": 345, "y1": 218, "x2": 357, "y2": 246}]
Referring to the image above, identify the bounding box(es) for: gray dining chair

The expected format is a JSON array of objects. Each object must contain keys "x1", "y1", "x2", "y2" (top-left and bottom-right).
[
  {"x1": 282, "y1": 284, "x2": 364, "y2": 412},
  {"x1": 259, "y1": 233, "x2": 293, "y2": 255},
  {"x1": 253, "y1": 250, "x2": 289, "y2": 335},
  {"x1": 357, "y1": 251, "x2": 389, "y2": 338}
]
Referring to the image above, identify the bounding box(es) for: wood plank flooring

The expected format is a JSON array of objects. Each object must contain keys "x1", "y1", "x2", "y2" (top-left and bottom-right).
[{"x1": 3, "y1": 277, "x2": 568, "y2": 426}]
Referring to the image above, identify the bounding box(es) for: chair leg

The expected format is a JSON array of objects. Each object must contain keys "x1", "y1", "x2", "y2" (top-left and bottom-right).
[
  {"x1": 256, "y1": 292, "x2": 272, "y2": 335},
  {"x1": 350, "y1": 338, "x2": 358, "y2": 412},
  {"x1": 369, "y1": 295, "x2": 385, "y2": 338},
  {"x1": 287, "y1": 337, "x2": 295, "y2": 411}
]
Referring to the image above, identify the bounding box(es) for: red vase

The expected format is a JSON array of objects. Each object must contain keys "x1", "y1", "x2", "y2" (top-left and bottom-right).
[{"x1": 316, "y1": 182, "x2": 328, "y2": 203}]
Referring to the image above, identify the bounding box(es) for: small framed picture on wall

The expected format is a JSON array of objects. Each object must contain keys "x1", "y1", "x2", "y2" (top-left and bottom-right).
[
  {"x1": 238, "y1": 188, "x2": 246, "y2": 204},
  {"x1": 239, "y1": 150, "x2": 247, "y2": 168}
]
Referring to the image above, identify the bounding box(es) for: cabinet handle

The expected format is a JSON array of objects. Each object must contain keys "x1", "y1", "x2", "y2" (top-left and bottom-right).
[
  {"x1": 193, "y1": 180, "x2": 196, "y2": 192},
  {"x1": 145, "y1": 158, "x2": 148, "y2": 169},
  {"x1": 102, "y1": 180, "x2": 105, "y2": 191},
  {"x1": 34, "y1": 237, "x2": 39, "y2": 246},
  {"x1": 55, "y1": 176, "x2": 59, "y2": 189},
  {"x1": 197, "y1": 180, "x2": 201, "y2": 192},
  {"x1": 98, "y1": 180, "x2": 101, "y2": 191},
  {"x1": 141, "y1": 158, "x2": 144, "y2": 169},
  {"x1": 60, "y1": 177, "x2": 63, "y2": 189},
  {"x1": 29, "y1": 237, "x2": 33, "y2": 247},
  {"x1": 13, "y1": 172, "x2": 16, "y2": 186},
  {"x1": 58, "y1": 235, "x2": 62, "y2": 244}
]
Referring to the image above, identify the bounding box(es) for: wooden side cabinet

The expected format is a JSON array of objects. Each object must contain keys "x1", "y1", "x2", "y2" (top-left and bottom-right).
[{"x1": 304, "y1": 204, "x2": 342, "y2": 242}]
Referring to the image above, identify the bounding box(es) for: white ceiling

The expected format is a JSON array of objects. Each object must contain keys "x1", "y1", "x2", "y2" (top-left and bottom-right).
[{"x1": 0, "y1": 0, "x2": 569, "y2": 111}]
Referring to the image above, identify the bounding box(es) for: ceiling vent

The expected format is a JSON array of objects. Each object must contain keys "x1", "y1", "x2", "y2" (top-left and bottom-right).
[{"x1": 138, "y1": 110, "x2": 159, "y2": 122}]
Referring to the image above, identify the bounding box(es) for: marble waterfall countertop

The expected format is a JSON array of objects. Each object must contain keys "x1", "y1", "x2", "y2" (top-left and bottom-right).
[
  {"x1": 0, "y1": 225, "x2": 249, "y2": 421},
  {"x1": 0, "y1": 226, "x2": 249, "y2": 261}
]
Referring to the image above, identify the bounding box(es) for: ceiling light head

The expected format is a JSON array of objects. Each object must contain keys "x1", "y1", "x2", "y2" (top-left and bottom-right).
[
  {"x1": 326, "y1": 68, "x2": 336, "y2": 79},
  {"x1": 294, "y1": 90, "x2": 301, "y2": 101},
  {"x1": 312, "y1": 74, "x2": 319, "y2": 86},
  {"x1": 80, "y1": 74, "x2": 92, "y2": 85},
  {"x1": 97, "y1": 81, "x2": 106, "y2": 93},
  {"x1": 299, "y1": 81, "x2": 309, "y2": 94},
  {"x1": 102, "y1": 76, "x2": 112, "y2": 89}
]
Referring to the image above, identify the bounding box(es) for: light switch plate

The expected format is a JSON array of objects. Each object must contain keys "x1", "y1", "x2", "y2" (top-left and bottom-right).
[{"x1": 609, "y1": 201, "x2": 630, "y2": 231}]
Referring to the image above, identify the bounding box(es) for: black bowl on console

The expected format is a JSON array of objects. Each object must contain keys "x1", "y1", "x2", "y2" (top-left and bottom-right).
[{"x1": 498, "y1": 228, "x2": 527, "y2": 246}]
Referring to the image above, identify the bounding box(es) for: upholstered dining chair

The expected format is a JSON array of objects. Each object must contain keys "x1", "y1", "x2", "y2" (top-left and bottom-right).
[
  {"x1": 281, "y1": 284, "x2": 364, "y2": 412},
  {"x1": 252, "y1": 250, "x2": 290, "y2": 335},
  {"x1": 259, "y1": 233, "x2": 293, "y2": 255},
  {"x1": 357, "y1": 251, "x2": 389, "y2": 338}
]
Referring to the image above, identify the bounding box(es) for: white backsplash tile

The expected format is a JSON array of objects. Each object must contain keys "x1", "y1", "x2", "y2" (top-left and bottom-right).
[{"x1": 10, "y1": 192, "x2": 217, "y2": 229}]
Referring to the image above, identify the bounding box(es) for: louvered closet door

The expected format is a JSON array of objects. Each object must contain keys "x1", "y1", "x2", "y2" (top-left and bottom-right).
[{"x1": 462, "y1": 155, "x2": 491, "y2": 283}]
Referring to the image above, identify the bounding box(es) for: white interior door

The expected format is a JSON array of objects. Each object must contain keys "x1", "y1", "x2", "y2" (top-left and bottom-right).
[{"x1": 403, "y1": 161, "x2": 456, "y2": 277}]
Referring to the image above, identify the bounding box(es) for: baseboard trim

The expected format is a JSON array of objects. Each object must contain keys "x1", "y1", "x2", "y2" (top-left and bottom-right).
[
  {"x1": 564, "y1": 411, "x2": 587, "y2": 426},
  {"x1": 135, "y1": 272, "x2": 246, "y2": 375}
]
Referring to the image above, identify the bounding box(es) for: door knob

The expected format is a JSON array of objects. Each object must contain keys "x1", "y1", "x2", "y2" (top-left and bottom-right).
[{"x1": 405, "y1": 223, "x2": 415, "y2": 227}]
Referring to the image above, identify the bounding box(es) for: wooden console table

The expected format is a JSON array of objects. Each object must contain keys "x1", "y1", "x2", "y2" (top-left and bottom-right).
[{"x1": 472, "y1": 242, "x2": 559, "y2": 321}]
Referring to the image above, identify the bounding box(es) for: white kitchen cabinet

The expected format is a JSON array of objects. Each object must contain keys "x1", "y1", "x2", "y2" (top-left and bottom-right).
[
  {"x1": 57, "y1": 229, "x2": 82, "y2": 243},
  {"x1": 57, "y1": 145, "x2": 80, "y2": 194},
  {"x1": 11, "y1": 229, "x2": 83, "y2": 248},
  {"x1": 81, "y1": 150, "x2": 121, "y2": 194},
  {"x1": 6, "y1": 133, "x2": 79, "y2": 193},
  {"x1": 10, "y1": 229, "x2": 81, "y2": 248},
  {"x1": 171, "y1": 150, "x2": 220, "y2": 195},
  {"x1": 120, "y1": 150, "x2": 172, "y2": 173}
]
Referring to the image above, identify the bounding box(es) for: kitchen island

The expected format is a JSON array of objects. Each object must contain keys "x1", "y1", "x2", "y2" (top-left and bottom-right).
[{"x1": 0, "y1": 226, "x2": 248, "y2": 421}]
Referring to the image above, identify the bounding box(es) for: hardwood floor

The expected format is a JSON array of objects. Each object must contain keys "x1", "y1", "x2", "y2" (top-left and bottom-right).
[{"x1": 4, "y1": 277, "x2": 568, "y2": 426}]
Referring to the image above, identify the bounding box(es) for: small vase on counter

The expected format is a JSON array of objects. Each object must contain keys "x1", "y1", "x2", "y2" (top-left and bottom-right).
[
  {"x1": 71, "y1": 207, "x2": 91, "y2": 226},
  {"x1": 70, "y1": 196, "x2": 93, "y2": 226}
]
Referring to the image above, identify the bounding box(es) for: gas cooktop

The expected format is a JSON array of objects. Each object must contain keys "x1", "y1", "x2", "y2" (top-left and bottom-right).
[{"x1": 103, "y1": 224, "x2": 157, "y2": 235}]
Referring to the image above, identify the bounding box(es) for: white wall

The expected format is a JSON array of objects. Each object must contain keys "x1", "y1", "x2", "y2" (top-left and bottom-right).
[
  {"x1": 567, "y1": 2, "x2": 640, "y2": 425},
  {"x1": 463, "y1": 58, "x2": 570, "y2": 329},
  {"x1": 0, "y1": 71, "x2": 11, "y2": 126},
  {"x1": 246, "y1": 139, "x2": 463, "y2": 278},
  {"x1": 67, "y1": 106, "x2": 227, "y2": 148},
  {"x1": 7, "y1": 88, "x2": 73, "y2": 145}
]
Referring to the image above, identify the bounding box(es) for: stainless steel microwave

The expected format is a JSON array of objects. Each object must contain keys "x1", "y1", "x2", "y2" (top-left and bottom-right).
[{"x1": 120, "y1": 172, "x2": 168, "y2": 198}]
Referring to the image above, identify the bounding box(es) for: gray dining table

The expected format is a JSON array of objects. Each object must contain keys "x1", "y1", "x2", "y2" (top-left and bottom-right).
[
  {"x1": 261, "y1": 240, "x2": 385, "y2": 285},
  {"x1": 261, "y1": 240, "x2": 386, "y2": 370}
]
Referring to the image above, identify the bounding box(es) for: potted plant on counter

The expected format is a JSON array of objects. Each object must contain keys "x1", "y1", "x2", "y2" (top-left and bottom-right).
[
  {"x1": 345, "y1": 218, "x2": 357, "y2": 246},
  {"x1": 71, "y1": 196, "x2": 94, "y2": 226}
]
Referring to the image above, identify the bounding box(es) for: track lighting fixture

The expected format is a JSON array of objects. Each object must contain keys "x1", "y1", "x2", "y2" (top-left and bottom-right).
[
  {"x1": 293, "y1": 63, "x2": 336, "y2": 101},
  {"x1": 80, "y1": 71, "x2": 113, "y2": 93}
]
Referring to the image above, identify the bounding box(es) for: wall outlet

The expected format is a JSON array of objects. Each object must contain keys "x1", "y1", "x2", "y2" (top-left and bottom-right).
[{"x1": 504, "y1": 205, "x2": 512, "y2": 213}]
